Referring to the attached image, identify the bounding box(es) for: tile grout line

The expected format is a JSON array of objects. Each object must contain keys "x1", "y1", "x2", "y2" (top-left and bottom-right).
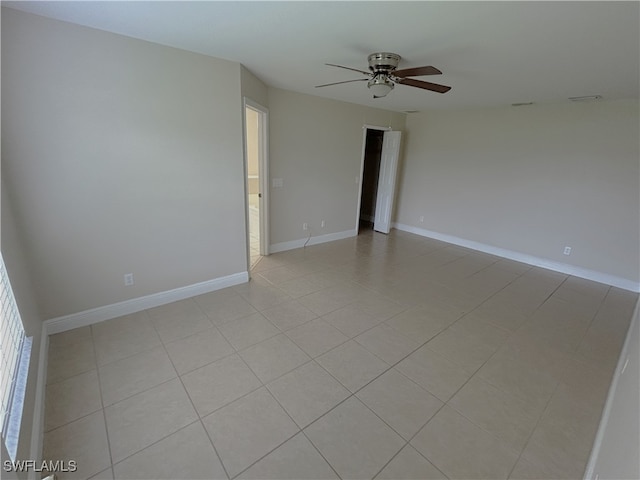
[
  {"x1": 101, "y1": 306, "x2": 223, "y2": 476},
  {"x1": 225, "y1": 358, "x2": 342, "y2": 480},
  {"x1": 43, "y1": 230, "x2": 632, "y2": 480},
  {"x1": 571, "y1": 285, "x2": 613, "y2": 357},
  {"x1": 376, "y1": 399, "x2": 451, "y2": 480},
  {"x1": 505, "y1": 380, "x2": 561, "y2": 479},
  {"x1": 90, "y1": 323, "x2": 116, "y2": 477},
  {"x1": 92, "y1": 310, "x2": 162, "y2": 369},
  {"x1": 374, "y1": 259, "x2": 553, "y2": 475},
  {"x1": 248, "y1": 247, "x2": 600, "y2": 476},
  {"x1": 195, "y1": 270, "x2": 342, "y2": 477},
  {"x1": 158, "y1": 335, "x2": 232, "y2": 480},
  {"x1": 299, "y1": 430, "x2": 344, "y2": 480}
]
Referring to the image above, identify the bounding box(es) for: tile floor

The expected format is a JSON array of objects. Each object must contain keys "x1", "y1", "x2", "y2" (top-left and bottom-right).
[{"x1": 43, "y1": 229, "x2": 638, "y2": 480}]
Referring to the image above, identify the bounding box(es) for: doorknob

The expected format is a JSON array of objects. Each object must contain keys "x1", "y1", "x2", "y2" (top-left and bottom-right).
[{"x1": 258, "y1": 193, "x2": 262, "y2": 198}]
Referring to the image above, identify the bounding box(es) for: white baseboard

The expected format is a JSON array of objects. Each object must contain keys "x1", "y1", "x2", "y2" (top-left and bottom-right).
[
  {"x1": 28, "y1": 330, "x2": 48, "y2": 480},
  {"x1": 44, "y1": 271, "x2": 249, "y2": 335},
  {"x1": 393, "y1": 223, "x2": 640, "y2": 292},
  {"x1": 270, "y1": 229, "x2": 357, "y2": 254},
  {"x1": 32, "y1": 272, "x2": 247, "y2": 475}
]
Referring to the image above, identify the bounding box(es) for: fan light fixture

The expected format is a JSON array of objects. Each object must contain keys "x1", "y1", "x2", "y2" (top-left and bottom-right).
[
  {"x1": 368, "y1": 75, "x2": 394, "y2": 98},
  {"x1": 316, "y1": 53, "x2": 451, "y2": 97}
]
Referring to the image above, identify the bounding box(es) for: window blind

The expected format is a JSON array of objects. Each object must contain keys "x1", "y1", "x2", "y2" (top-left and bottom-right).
[{"x1": 0, "y1": 253, "x2": 31, "y2": 460}]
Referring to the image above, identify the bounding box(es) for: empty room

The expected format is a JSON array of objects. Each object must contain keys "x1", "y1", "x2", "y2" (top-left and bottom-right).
[{"x1": 1, "y1": 2, "x2": 639, "y2": 480}]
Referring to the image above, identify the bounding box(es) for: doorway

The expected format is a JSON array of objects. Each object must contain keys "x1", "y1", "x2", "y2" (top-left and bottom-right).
[
  {"x1": 244, "y1": 99, "x2": 269, "y2": 271},
  {"x1": 358, "y1": 129, "x2": 385, "y2": 232},
  {"x1": 356, "y1": 126, "x2": 402, "y2": 234}
]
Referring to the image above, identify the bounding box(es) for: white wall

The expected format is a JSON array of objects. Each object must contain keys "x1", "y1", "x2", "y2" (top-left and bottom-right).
[
  {"x1": 586, "y1": 300, "x2": 639, "y2": 479},
  {"x1": 267, "y1": 88, "x2": 405, "y2": 247},
  {"x1": 395, "y1": 100, "x2": 640, "y2": 289},
  {"x1": 1, "y1": 9, "x2": 248, "y2": 319}
]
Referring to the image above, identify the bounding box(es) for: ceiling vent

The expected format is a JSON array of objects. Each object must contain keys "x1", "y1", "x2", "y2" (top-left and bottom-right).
[{"x1": 568, "y1": 95, "x2": 602, "y2": 102}]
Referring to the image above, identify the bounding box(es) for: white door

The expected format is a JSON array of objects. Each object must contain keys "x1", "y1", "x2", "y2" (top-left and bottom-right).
[
  {"x1": 373, "y1": 131, "x2": 402, "y2": 234},
  {"x1": 244, "y1": 99, "x2": 270, "y2": 272}
]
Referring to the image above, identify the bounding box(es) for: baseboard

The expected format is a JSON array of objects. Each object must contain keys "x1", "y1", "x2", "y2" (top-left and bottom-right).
[
  {"x1": 28, "y1": 329, "x2": 48, "y2": 480},
  {"x1": 270, "y1": 229, "x2": 357, "y2": 254},
  {"x1": 33, "y1": 272, "x2": 246, "y2": 477},
  {"x1": 44, "y1": 271, "x2": 249, "y2": 335},
  {"x1": 393, "y1": 223, "x2": 640, "y2": 292}
]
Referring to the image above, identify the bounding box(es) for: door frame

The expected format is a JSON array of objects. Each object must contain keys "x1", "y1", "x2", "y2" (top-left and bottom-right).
[
  {"x1": 243, "y1": 97, "x2": 270, "y2": 273},
  {"x1": 354, "y1": 124, "x2": 392, "y2": 232}
]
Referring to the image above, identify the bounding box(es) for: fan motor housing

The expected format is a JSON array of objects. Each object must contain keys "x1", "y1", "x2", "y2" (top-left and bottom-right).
[{"x1": 368, "y1": 52, "x2": 401, "y2": 73}]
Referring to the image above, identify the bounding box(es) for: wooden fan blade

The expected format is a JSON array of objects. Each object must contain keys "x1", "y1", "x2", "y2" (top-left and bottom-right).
[
  {"x1": 393, "y1": 66, "x2": 442, "y2": 78},
  {"x1": 325, "y1": 63, "x2": 371, "y2": 76},
  {"x1": 396, "y1": 77, "x2": 451, "y2": 93},
  {"x1": 315, "y1": 78, "x2": 369, "y2": 88}
]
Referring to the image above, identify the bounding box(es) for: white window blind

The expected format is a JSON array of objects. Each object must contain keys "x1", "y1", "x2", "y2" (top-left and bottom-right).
[{"x1": 0, "y1": 253, "x2": 31, "y2": 460}]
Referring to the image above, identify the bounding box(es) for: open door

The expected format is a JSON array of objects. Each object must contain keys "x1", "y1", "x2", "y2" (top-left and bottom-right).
[
  {"x1": 244, "y1": 99, "x2": 269, "y2": 271},
  {"x1": 373, "y1": 131, "x2": 402, "y2": 234}
]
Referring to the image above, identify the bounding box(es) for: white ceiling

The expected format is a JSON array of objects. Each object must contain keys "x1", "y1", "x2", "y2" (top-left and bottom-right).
[{"x1": 4, "y1": 1, "x2": 639, "y2": 112}]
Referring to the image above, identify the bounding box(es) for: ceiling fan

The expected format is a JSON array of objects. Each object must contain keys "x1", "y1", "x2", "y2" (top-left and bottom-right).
[{"x1": 316, "y1": 52, "x2": 451, "y2": 98}]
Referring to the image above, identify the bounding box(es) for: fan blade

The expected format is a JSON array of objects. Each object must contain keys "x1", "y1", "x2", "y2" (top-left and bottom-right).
[
  {"x1": 393, "y1": 66, "x2": 442, "y2": 78},
  {"x1": 396, "y1": 77, "x2": 451, "y2": 93},
  {"x1": 315, "y1": 78, "x2": 369, "y2": 88},
  {"x1": 325, "y1": 63, "x2": 371, "y2": 76}
]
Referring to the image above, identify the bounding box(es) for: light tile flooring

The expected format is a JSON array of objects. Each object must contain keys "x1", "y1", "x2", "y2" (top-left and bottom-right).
[
  {"x1": 44, "y1": 230, "x2": 637, "y2": 480},
  {"x1": 248, "y1": 201, "x2": 261, "y2": 269}
]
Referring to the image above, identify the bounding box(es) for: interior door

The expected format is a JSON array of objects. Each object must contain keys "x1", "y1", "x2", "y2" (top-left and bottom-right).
[
  {"x1": 244, "y1": 99, "x2": 270, "y2": 272},
  {"x1": 373, "y1": 131, "x2": 402, "y2": 234}
]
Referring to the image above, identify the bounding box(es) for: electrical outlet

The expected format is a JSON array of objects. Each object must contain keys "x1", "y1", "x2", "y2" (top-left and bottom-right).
[
  {"x1": 419, "y1": 216, "x2": 424, "y2": 223},
  {"x1": 303, "y1": 223, "x2": 308, "y2": 231},
  {"x1": 563, "y1": 246, "x2": 572, "y2": 256},
  {"x1": 124, "y1": 273, "x2": 134, "y2": 286},
  {"x1": 321, "y1": 220, "x2": 325, "y2": 228}
]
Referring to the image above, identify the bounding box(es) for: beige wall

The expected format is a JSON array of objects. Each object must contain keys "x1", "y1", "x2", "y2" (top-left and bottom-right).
[
  {"x1": 395, "y1": 100, "x2": 640, "y2": 287},
  {"x1": 240, "y1": 65, "x2": 268, "y2": 108},
  {"x1": 1, "y1": 9, "x2": 247, "y2": 319},
  {"x1": 1, "y1": 180, "x2": 44, "y2": 473},
  {"x1": 267, "y1": 88, "x2": 405, "y2": 245}
]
